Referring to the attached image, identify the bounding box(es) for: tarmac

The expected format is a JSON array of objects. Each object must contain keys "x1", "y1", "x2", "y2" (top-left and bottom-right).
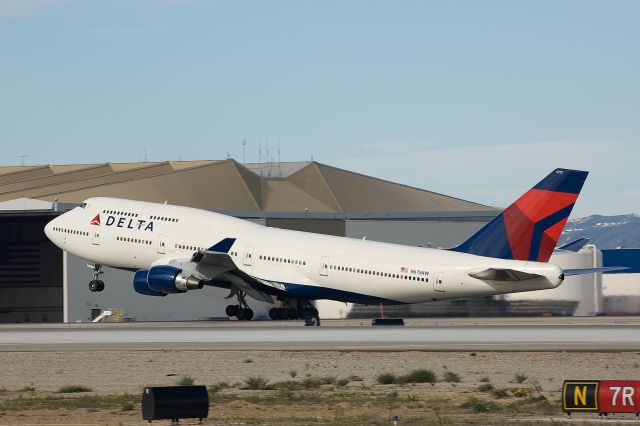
[{"x1": 1, "y1": 317, "x2": 639, "y2": 352}]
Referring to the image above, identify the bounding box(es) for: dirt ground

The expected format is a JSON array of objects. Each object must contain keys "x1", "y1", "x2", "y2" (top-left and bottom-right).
[{"x1": 1, "y1": 350, "x2": 639, "y2": 425}]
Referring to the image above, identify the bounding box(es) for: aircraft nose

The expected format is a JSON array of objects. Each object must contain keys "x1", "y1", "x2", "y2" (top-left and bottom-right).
[{"x1": 44, "y1": 217, "x2": 57, "y2": 242}]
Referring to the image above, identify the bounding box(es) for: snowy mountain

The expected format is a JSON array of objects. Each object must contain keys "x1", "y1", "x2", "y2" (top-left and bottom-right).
[{"x1": 560, "y1": 214, "x2": 640, "y2": 249}]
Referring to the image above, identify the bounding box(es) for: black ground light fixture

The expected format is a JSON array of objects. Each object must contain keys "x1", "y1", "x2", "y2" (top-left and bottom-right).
[{"x1": 142, "y1": 385, "x2": 209, "y2": 424}]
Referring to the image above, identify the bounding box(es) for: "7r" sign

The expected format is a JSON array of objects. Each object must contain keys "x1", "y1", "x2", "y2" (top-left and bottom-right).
[{"x1": 599, "y1": 381, "x2": 640, "y2": 414}]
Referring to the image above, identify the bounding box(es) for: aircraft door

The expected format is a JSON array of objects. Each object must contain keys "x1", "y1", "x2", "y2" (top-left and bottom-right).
[
  {"x1": 433, "y1": 272, "x2": 445, "y2": 292},
  {"x1": 319, "y1": 257, "x2": 329, "y2": 276},
  {"x1": 139, "y1": 206, "x2": 152, "y2": 220},
  {"x1": 92, "y1": 231, "x2": 100, "y2": 246},
  {"x1": 243, "y1": 247, "x2": 253, "y2": 267},
  {"x1": 157, "y1": 234, "x2": 166, "y2": 254}
]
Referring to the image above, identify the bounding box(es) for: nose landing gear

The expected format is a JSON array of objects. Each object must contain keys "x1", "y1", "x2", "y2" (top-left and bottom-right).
[{"x1": 88, "y1": 263, "x2": 105, "y2": 292}]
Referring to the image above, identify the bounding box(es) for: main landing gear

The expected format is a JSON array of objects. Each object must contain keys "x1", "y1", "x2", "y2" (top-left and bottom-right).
[
  {"x1": 88, "y1": 264, "x2": 105, "y2": 292},
  {"x1": 225, "y1": 290, "x2": 254, "y2": 321},
  {"x1": 269, "y1": 299, "x2": 320, "y2": 326},
  {"x1": 224, "y1": 290, "x2": 319, "y2": 326}
]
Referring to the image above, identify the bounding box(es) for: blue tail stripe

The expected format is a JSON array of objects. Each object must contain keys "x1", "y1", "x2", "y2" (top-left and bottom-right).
[
  {"x1": 451, "y1": 214, "x2": 513, "y2": 259},
  {"x1": 532, "y1": 169, "x2": 588, "y2": 194},
  {"x1": 528, "y1": 203, "x2": 575, "y2": 260}
]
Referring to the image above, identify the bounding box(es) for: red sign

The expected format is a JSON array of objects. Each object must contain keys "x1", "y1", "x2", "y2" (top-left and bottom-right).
[{"x1": 598, "y1": 380, "x2": 640, "y2": 414}]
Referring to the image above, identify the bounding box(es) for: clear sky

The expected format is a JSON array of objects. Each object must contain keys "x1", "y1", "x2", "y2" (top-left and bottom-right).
[{"x1": 1, "y1": 0, "x2": 638, "y2": 217}]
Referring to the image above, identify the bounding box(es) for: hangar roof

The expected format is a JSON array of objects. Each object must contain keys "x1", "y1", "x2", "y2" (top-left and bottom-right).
[{"x1": 0, "y1": 160, "x2": 497, "y2": 214}]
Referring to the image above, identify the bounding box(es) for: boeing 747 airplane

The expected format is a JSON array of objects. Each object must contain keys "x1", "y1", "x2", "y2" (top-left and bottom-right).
[{"x1": 45, "y1": 168, "x2": 603, "y2": 325}]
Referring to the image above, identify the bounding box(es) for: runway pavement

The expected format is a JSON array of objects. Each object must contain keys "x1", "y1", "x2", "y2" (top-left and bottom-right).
[{"x1": 0, "y1": 318, "x2": 639, "y2": 351}]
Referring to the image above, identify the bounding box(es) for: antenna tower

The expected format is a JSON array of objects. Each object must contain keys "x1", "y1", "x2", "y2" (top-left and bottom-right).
[
  {"x1": 242, "y1": 140, "x2": 247, "y2": 164},
  {"x1": 266, "y1": 139, "x2": 271, "y2": 177},
  {"x1": 258, "y1": 139, "x2": 263, "y2": 176},
  {"x1": 277, "y1": 139, "x2": 282, "y2": 177}
]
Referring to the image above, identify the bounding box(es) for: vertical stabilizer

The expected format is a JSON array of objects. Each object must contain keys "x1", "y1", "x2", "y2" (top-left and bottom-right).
[{"x1": 451, "y1": 168, "x2": 588, "y2": 262}]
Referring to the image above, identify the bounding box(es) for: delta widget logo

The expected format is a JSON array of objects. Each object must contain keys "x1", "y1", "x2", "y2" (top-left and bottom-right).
[{"x1": 90, "y1": 212, "x2": 154, "y2": 231}]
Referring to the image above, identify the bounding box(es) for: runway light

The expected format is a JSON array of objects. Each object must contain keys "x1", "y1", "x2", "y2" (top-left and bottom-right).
[{"x1": 142, "y1": 385, "x2": 209, "y2": 423}]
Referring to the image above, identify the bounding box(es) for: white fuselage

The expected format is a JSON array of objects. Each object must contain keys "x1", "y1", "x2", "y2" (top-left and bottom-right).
[{"x1": 45, "y1": 197, "x2": 564, "y2": 304}]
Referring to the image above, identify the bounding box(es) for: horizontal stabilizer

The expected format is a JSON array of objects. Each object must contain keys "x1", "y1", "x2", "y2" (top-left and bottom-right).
[
  {"x1": 468, "y1": 268, "x2": 543, "y2": 282},
  {"x1": 557, "y1": 238, "x2": 591, "y2": 252},
  {"x1": 564, "y1": 267, "x2": 629, "y2": 276}
]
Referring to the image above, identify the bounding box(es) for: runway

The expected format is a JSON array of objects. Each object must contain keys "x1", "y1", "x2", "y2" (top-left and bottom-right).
[{"x1": 1, "y1": 318, "x2": 639, "y2": 351}]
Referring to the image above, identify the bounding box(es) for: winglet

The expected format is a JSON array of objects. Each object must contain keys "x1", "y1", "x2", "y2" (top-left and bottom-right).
[
  {"x1": 451, "y1": 168, "x2": 588, "y2": 262},
  {"x1": 208, "y1": 238, "x2": 236, "y2": 253}
]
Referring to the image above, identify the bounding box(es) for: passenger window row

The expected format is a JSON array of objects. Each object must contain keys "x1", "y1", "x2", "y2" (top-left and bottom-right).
[
  {"x1": 117, "y1": 236, "x2": 152, "y2": 245},
  {"x1": 151, "y1": 215, "x2": 179, "y2": 223},
  {"x1": 52, "y1": 227, "x2": 89, "y2": 236},
  {"x1": 328, "y1": 264, "x2": 428, "y2": 282},
  {"x1": 259, "y1": 254, "x2": 306, "y2": 266},
  {"x1": 175, "y1": 243, "x2": 205, "y2": 252},
  {"x1": 103, "y1": 209, "x2": 138, "y2": 218}
]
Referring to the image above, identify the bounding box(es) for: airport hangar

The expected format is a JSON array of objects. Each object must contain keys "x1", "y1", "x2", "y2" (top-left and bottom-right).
[{"x1": 0, "y1": 159, "x2": 627, "y2": 323}]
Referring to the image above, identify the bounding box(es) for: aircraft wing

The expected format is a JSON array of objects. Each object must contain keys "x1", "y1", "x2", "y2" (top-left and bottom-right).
[
  {"x1": 191, "y1": 249, "x2": 237, "y2": 277},
  {"x1": 154, "y1": 237, "x2": 276, "y2": 304},
  {"x1": 220, "y1": 270, "x2": 278, "y2": 304},
  {"x1": 194, "y1": 238, "x2": 275, "y2": 303},
  {"x1": 468, "y1": 268, "x2": 543, "y2": 282}
]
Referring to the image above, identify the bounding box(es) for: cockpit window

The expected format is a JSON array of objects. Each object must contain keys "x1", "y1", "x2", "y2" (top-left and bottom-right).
[{"x1": 80, "y1": 203, "x2": 87, "y2": 209}]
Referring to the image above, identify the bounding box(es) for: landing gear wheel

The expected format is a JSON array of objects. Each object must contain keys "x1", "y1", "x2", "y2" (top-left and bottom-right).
[
  {"x1": 226, "y1": 304, "x2": 239, "y2": 318},
  {"x1": 304, "y1": 314, "x2": 320, "y2": 326},
  {"x1": 236, "y1": 308, "x2": 247, "y2": 320},
  {"x1": 236, "y1": 308, "x2": 253, "y2": 321},
  {"x1": 269, "y1": 308, "x2": 282, "y2": 320},
  {"x1": 224, "y1": 290, "x2": 255, "y2": 321},
  {"x1": 288, "y1": 309, "x2": 301, "y2": 320},
  {"x1": 88, "y1": 264, "x2": 104, "y2": 292},
  {"x1": 307, "y1": 307, "x2": 319, "y2": 317}
]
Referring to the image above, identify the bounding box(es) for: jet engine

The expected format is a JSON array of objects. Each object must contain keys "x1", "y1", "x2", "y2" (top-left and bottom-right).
[
  {"x1": 133, "y1": 266, "x2": 203, "y2": 296},
  {"x1": 133, "y1": 269, "x2": 166, "y2": 297}
]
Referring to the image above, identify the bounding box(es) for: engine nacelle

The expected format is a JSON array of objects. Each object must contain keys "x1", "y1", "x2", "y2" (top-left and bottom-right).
[
  {"x1": 133, "y1": 269, "x2": 167, "y2": 297},
  {"x1": 147, "y1": 265, "x2": 203, "y2": 294}
]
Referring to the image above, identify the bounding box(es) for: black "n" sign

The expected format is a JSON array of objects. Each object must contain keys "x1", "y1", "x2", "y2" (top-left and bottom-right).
[{"x1": 563, "y1": 381, "x2": 599, "y2": 411}]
